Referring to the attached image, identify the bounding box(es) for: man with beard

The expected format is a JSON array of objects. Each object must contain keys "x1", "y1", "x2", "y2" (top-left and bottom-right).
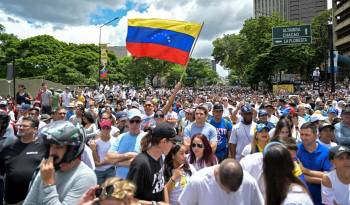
[
  {"x1": 24, "y1": 120, "x2": 96, "y2": 205},
  {"x1": 0, "y1": 117, "x2": 47, "y2": 205},
  {"x1": 229, "y1": 105, "x2": 257, "y2": 160}
]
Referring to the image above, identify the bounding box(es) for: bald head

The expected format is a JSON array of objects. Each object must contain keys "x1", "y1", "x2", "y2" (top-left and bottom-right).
[{"x1": 218, "y1": 159, "x2": 243, "y2": 192}]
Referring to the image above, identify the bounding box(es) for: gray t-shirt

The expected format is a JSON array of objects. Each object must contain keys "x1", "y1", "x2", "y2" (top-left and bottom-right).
[
  {"x1": 184, "y1": 122, "x2": 217, "y2": 143},
  {"x1": 41, "y1": 90, "x2": 52, "y2": 106},
  {"x1": 23, "y1": 162, "x2": 97, "y2": 205},
  {"x1": 335, "y1": 122, "x2": 350, "y2": 146}
]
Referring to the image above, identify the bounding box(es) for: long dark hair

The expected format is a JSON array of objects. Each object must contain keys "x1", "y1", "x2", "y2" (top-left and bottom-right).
[
  {"x1": 272, "y1": 118, "x2": 292, "y2": 140},
  {"x1": 164, "y1": 144, "x2": 192, "y2": 182},
  {"x1": 82, "y1": 111, "x2": 95, "y2": 126},
  {"x1": 189, "y1": 134, "x2": 216, "y2": 167},
  {"x1": 263, "y1": 144, "x2": 308, "y2": 205}
]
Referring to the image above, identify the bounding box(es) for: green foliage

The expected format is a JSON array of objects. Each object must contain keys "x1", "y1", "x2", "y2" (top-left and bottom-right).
[
  {"x1": 183, "y1": 59, "x2": 219, "y2": 86},
  {"x1": 0, "y1": 24, "x2": 218, "y2": 86},
  {"x1": 212, "y1": 13, "x2": 328, "y2": 86}
]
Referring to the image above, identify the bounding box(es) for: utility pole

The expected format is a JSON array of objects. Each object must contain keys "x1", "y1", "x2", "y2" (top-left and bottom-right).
[
  {"x1": 328, "y1": 19, "x2": 335, "y2": 93},
  {"x1": 98, "y1": 17, "x2": 119, "y2": 87}
]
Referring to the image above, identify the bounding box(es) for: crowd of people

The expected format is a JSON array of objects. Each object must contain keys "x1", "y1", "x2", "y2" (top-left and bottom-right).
[{"x1": 0, "y1": 81, "x2": 349, "y2": 205}]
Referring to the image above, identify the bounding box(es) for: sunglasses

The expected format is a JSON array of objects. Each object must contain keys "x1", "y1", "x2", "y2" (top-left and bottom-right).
[
  {"x1": 191, "y1": 143, "x2": 204, "y2": 149},
  {"x1": 95, "y1": 185, "x2": 114, "y2": 198},
  {"x1": 129, "y1": 119, "x2": 141, "y2": 124},
  {"x1": 144, "y1": 104, "x2": 152, "y2": 107},
  {"x1": 154, "y1": 114, "x2": 164, "y2": 118}
]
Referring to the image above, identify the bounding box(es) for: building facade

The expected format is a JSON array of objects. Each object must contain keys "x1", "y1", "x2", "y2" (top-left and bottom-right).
[
  {"x1": 254, "y1": 0, "x2": 327, "y2": 23},
  {"x1": 254, "y1": 0, "x2": 289, "y2": 19},
  {"x1": 333, "y1": 0, "x2": 350, "y2": 55}
]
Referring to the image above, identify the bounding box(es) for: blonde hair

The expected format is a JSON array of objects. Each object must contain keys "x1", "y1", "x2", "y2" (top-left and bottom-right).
[
  {"x1": 250, "y1": 129, "x2": 269, "y2": 154},
  {"x1": 100, "y1": 177, "x2": 136, "y2": 203}
]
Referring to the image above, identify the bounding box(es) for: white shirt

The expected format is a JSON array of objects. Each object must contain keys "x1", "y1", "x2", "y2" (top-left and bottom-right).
[
  {"x1": 169, "y1": 164, "x2": 197, "y2": 205},
  {"x1": 95, "y1": 138, "x2": 113, "y2": 171},
  {"x1": 223, "y1": 104, "x2": 234, "y2": 118},
  {"x1": 283, "y1": 184, "x2": 313, "y2": 205},
  {"x1": 240, "y1": 153, "x2": 265, "y2": 195},
  {"x1": 322, "y1": 170, "x2": 350, "y2": 205},
  {"x1": 229, "y1": 122, "x2": 256, "y2": 161},
  {"x1": 241, "y1": 144, "x2": 253, "y2": 158},
  {"x1": 178, "y1": 166, "x2": 264, "y2": 205},
  {"x1": 81, "y1": 145, "x2": 95, "y2": 170},
  {"x1": 318, "y1": 140, "x2": 337, "y2": 149},
  {"x1": 60, "y1": 91, "x2": 72, "y2": 107}
]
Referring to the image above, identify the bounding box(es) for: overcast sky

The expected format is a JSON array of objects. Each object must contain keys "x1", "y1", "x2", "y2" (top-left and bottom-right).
[{"x1": 0, "y1": 0, "x2": 332, "y2": 77}]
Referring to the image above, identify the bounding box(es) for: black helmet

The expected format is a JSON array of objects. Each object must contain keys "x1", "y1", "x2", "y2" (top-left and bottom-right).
[
  {"x1": 39, "y1": 120, "x2": 85, "y2": 167},
  {"x1": 0, "y1": 111, "x2": 10, "y2": 134}
]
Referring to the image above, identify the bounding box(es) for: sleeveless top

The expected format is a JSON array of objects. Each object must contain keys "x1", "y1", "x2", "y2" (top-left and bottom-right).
[{"x1": 328, "y1": 170, "x2": 350, "y2": 205}]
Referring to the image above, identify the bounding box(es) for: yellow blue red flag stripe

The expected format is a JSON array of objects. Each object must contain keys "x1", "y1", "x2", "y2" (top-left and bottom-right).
[{"x1": 126, "y1": 18, "x2": 201, "y2": 65}]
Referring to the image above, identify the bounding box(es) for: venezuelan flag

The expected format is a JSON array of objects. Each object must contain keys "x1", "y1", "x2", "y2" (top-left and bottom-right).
[
  {"x1": 100, "y1": 67, "x2": 108, "y2": 78},
  {"x1": 126, "y1": 18, "x2": 202, "y2": 66}
]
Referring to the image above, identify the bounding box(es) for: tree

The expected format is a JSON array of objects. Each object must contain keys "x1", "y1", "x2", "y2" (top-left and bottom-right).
[
  {"x1": 311, "y1": 10, "x2": 332, "y2": 68},
  {"x1": 184, "y1": 59, "x2": 219, "y2": 86},
  {"x1": 212, "y1": 14, "x2": 316, "y2": 87}
]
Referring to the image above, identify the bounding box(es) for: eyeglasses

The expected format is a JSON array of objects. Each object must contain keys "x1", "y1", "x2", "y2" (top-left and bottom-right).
[
  {"x1": 17, "y1": 124, "x2": 31, "y2": 128},
  {"x1": 154, "y1": 114, "x2": 164, "y2": 118},
  {"x1": 144, "y1": 104, "x2": 152, "y2": 107},
  {"x1": 129, "y1": 119, "x2": 141, "y2": 124},
  {"x1": 191, "y1": 143, "x2": 204, "y2": 149},
  {"x1": 95, "y1": 185, "x2": 114, "y2": 198},
  {"x1": 101, "y1": 126, "x2": 111, "y2": 130}
]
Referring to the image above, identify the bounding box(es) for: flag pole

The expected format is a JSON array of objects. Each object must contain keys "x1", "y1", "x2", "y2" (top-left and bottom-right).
[{"x1": 179, "y1": 22, "x2": 204, "y2": 83}]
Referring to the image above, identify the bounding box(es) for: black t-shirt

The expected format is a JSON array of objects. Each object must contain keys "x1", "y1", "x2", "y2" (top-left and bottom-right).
[
  {"x1": 0, "y1": 137, "x2": 47, "y2": 203},
  {"x1": 16, "y1": 92, "x2": 30, "y2": 105},
  {"x1": 127, "y1": 152, "x2": 164, "y2": 202}
]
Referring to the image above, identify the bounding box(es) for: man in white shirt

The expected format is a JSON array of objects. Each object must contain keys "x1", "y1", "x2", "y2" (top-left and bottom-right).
[
  {"x1": 229, "y1": 105, "x2": 256, "y2": 160},
  {"x1": 59, "y1": 87, "x2": 73, "y2": 108},
  {"x1": 178, "y1": 159, "x2": 263, "y2": 205}
]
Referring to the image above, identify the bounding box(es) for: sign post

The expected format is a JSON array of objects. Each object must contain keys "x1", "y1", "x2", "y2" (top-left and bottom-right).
[{"x1": 272, "y1": 25, "x2": 312, "y2": 46}]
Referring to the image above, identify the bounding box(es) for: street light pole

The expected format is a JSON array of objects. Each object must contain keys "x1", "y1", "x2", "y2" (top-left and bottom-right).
[
  {"x1": 98, "y1": 17, "x2": 119, "y2": 88},
  {"x1": 328, "y1": 18, "x2": 335, "y2": 93}
]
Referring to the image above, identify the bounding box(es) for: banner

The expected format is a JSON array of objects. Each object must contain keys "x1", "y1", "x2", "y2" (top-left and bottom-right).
[
  {"x1": 273, "y1": 84, "x2": 294, "y2": 95},
  {"x1": 100, "y1": 43, "x2": 108, "y2": 66}
]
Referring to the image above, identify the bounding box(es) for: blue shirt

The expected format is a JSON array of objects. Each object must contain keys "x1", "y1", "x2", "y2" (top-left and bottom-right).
[
  {"x1": 297, "y1": 142, "x2": 332, "y2": 205},
  {"x1": 109, "y1": 132, "x2": 144, "y2": 179},
  {"x1": 209, "y1": 118, "x2": 232, "y2": 159}
]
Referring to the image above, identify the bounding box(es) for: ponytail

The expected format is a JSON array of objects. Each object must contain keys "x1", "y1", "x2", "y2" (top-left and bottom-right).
[{"x1": 140, "y1": 130, "x2": 152, "y2": 152}]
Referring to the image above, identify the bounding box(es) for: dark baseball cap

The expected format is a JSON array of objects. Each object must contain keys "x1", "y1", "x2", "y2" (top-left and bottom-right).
[
  {"x1": 329, "y1": 145, "x2": 350, "y2": 160},
  {"x1": 116, "y1": 111, "x2": 128, "y2": 120},
  {"x1": 213, "y1": 104, "x2": 224, "y2": 110},
  {"x1": 152, "y1": 122, "x2": 179, "y2": 141},
  {"x1": 319, "y1": 122, "x2": 335, "y2": 132}
]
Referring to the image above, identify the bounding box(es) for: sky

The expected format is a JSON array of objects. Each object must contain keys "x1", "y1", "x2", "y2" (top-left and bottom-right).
[{"x1": 0, "y1": 0, "x2": 332, "y2": 77}]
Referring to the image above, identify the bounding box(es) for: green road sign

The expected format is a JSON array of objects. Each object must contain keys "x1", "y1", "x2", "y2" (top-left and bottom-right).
[{"x1": 272, "y1": 25, "x2": 312, "y2": 46}]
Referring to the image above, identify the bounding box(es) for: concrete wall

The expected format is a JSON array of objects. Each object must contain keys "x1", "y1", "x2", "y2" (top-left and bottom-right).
[{"x1": 0, "y1": 78, "x2": 80, "y2": 99}]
